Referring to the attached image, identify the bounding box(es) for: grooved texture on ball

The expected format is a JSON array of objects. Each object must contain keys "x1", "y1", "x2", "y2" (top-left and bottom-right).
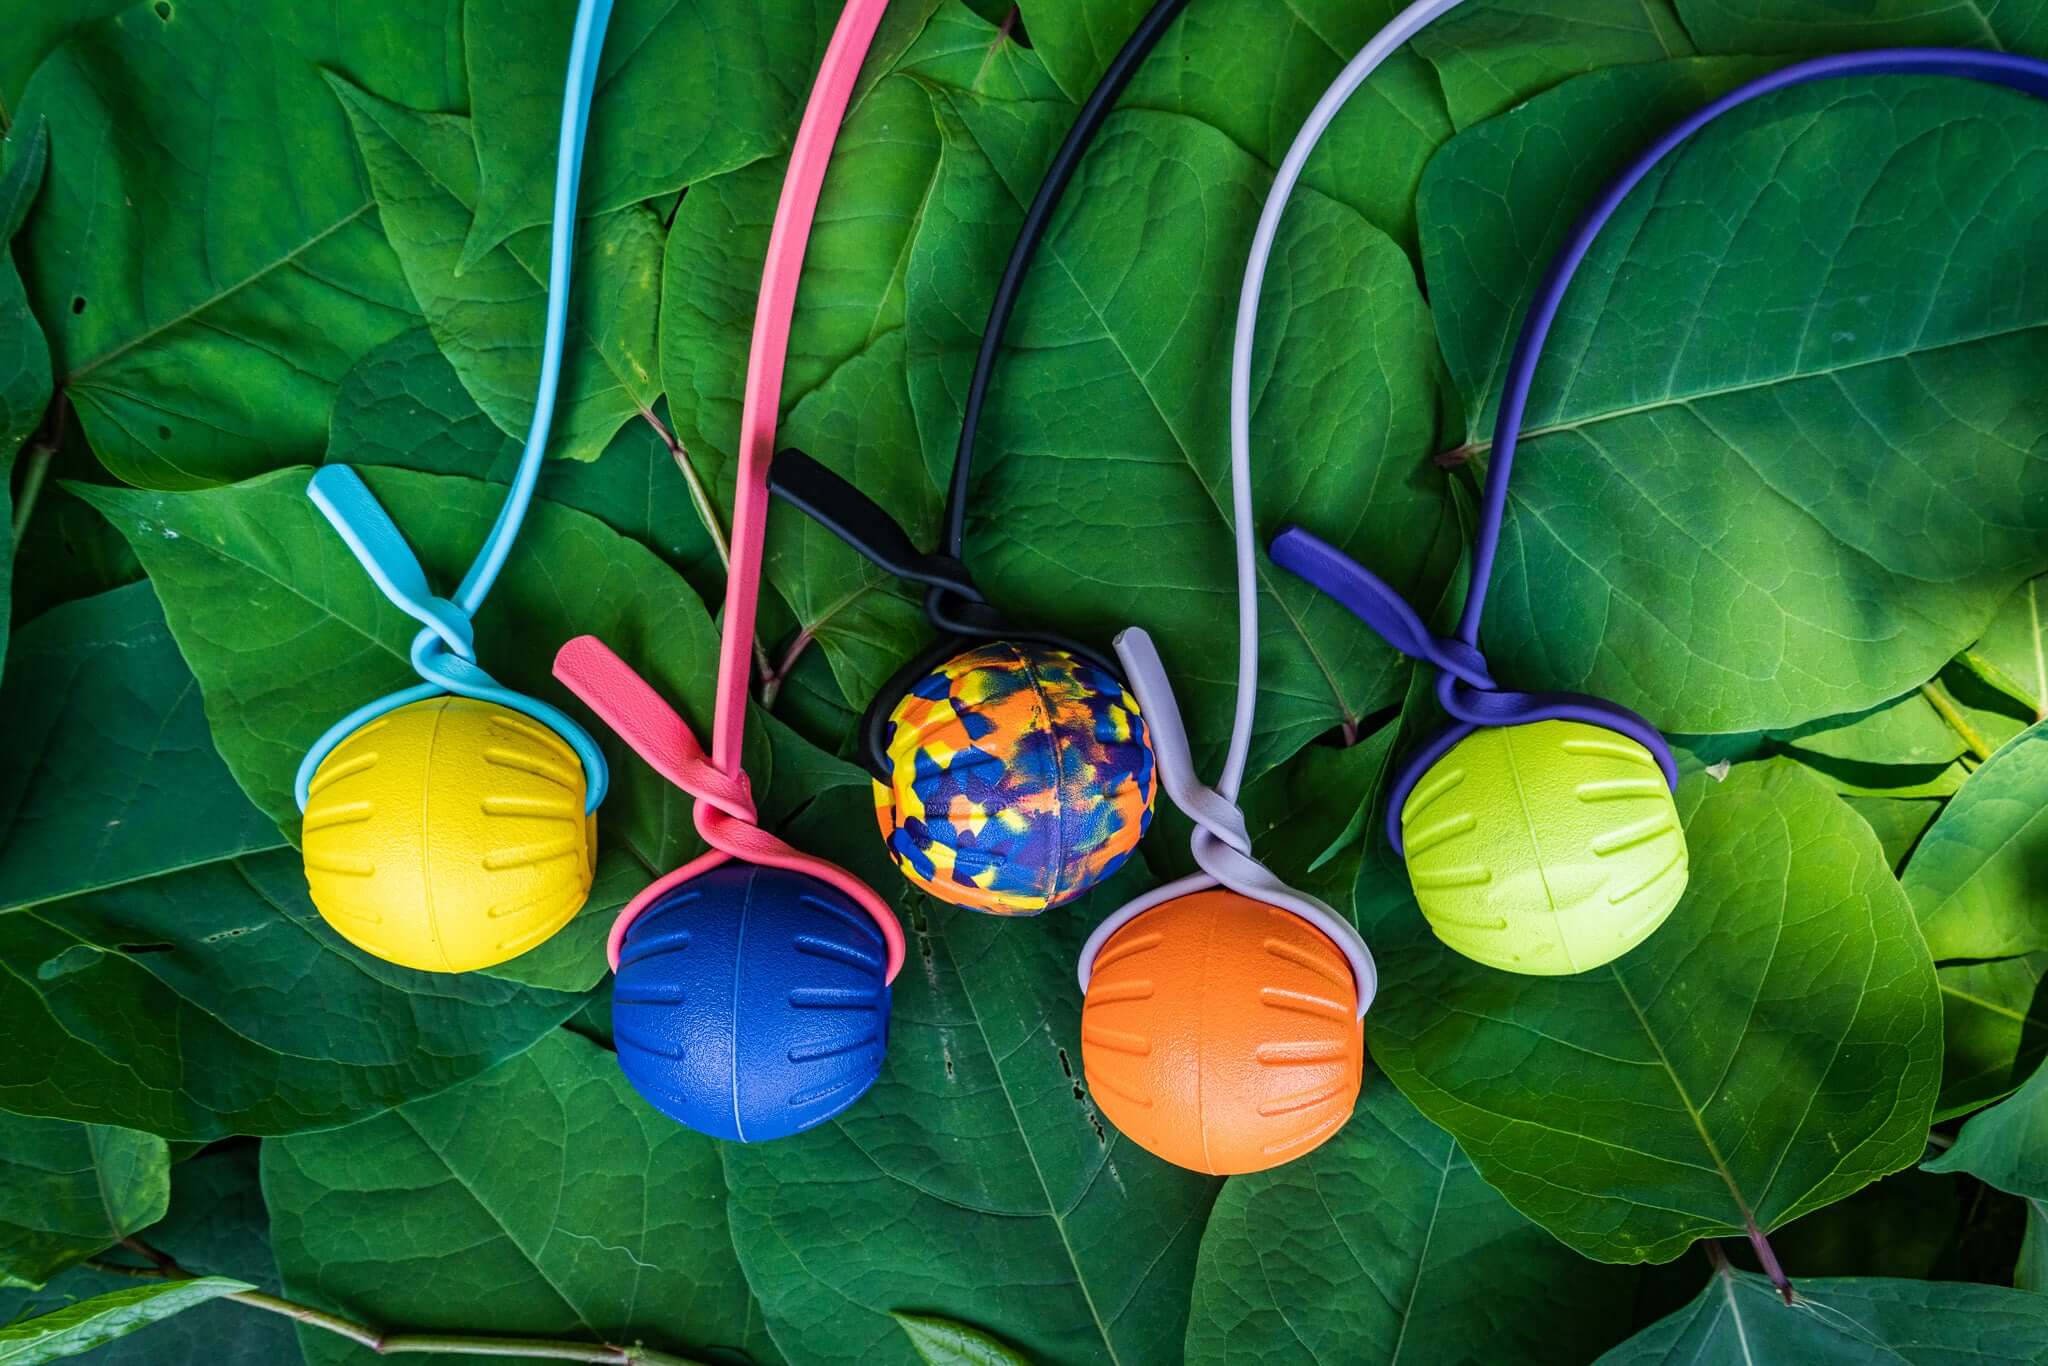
[
  {"x1": 1082, "y1": 891, "x2": 1362, "y2": 1175},
  {"x1": 873, "y1": 642, "x2": 1155, "y2": 915},
  {"x1": 1402, "y1": 719, "x2": 1688, "y2": 976},
  {"x1": 301, "y1": 696, "x2": 594, "y2": 973},
  {"x1": 612, "y1": 864, "x2": 891, "y2": 1142}
]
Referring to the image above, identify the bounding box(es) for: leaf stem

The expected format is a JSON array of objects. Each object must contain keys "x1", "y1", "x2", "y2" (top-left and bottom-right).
[
  {"x1": 1920, "y1": 680, "x2": 1994, "y2": 763},
  {"x1": 758, "y1": 627, "x2": 814, "y2": 712},
  {"x1": 92, "y1": 1241, "x2": 703, "y2": 1365},
  {"x1": 11, "y1": 391, "x2": 70, "y2": 541},
  {"x1": 1741, "y1": 1217, "x2": 1794, "y2": 1305},
  {"x1": 639, "y1": 407, "x2": 775, "y2": 686}
]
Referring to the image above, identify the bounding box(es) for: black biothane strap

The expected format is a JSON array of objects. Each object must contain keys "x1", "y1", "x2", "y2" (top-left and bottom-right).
[{"x1": 767, "y1": 0, "x2": 1193, "y2": 775}]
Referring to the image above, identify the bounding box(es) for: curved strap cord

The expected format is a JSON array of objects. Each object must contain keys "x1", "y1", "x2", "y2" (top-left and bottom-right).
[
  {"x1": 293, "y1": 0, "x2": 615, "y2": 813},
  {"x1": 768, "y1": 0, "x2": 1191, "y2": 761},
  {"x1": 553, "y1": 638, "x2": 905, "y2": 981},
  {"x1": 1081, "y1": 0, "x2": 1481, "y2": 1007},
  {"x1": 554, "y1": 0, "x2": 905, "y2": 977},
  {"x1": 1270, "y1": 46, "x2": 2048, "y2": 851}
]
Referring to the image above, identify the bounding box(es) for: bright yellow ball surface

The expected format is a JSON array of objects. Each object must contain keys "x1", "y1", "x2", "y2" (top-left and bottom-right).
[
  {"x1": 301, "y1": 696, "x2": 595, "y2": 973},
  {"x1": 1401, "y1": 719, "x2": 1688, "y2": 976}
]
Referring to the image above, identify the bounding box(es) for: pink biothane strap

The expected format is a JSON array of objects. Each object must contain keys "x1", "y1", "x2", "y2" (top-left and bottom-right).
[{"x1": 552, "y1": 0, "x2": 905, "y2": 981}]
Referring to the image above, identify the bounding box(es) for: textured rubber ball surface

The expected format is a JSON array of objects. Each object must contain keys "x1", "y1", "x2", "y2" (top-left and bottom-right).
[
  {"x1": 1403, "y1": 718, "x2": 1689, "y2": 976},
  {"x1": 612, "y1": 863, "x2": 892, "y2": 1142},
  {"x1": 873, "y1": 641, "x2": 1155, "y2": 915},
  {"x1": 301, "y1": 695, "x2": 594, "y2": 973},
  {"x1": 1081, "y1": 890, "x2": 1362, "y2": 1175}
]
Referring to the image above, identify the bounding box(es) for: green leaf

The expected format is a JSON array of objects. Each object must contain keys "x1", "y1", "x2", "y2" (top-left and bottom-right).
[
  {"x1": 326, "y1": 327, "x2": 719, "y2": 595},
  {"x1": 1183, "y1": 1081, "x2": 1639, "y2": 1365},
  {"x1": 1927, "y1": 1055, "x2": 2048, "y2": 1199},
  {"x1": 0, "y1": 583, "x2": 282, "y2": 914},
  {"x1": 18, "y1": 1, "x2": 460, "y2": 487},
  {"x1": 2022, "y1": 1199, "x2": 2048, "y2": 1293},
  {"x1": 458, "y1": 0, "x2": 833, "y2": 263},
  {"x1": 264, "y1": 1028, "x2": 778, "y2": 1366},
  {"x1": 0, "y1": 117, "x2": 52, "y2": 676},
  {"x1": 76, "y1": 465, "x2": 724, "y2": 909},
  {"x1": 1938, "y1": 953, "x2": 2048, "y2": 1123},
  {"x1": 0, "y1": 848, "x2": 582, "y2": 1138},
  {"x1": 0, "y1": 1116, "x2": 165, "y2": 1290},
  {"x1": 724, "y1": 788, "x2": 1215, "y2": 1366},
  {"x1": 0, "y1": 0, "x2": 126, "y2": 119},
  {"x1": 906, "y1": 23, "x2": 1452, "y2": 775},
  {"x1": 1776, "y1": 693, "x2": 1966, "y2": 768},
  {"x1": 1419, "y1": 61, "x2": 2048, "y2": 735},
  {"x1": 1962, "y1": 573, "x2": 2048, "y2": 724},
  {"x1": 1411, "y1": 0, "x2": 1695, "y2": 127},
  {"x1": 1677, "y1": 0, "x2": 2048, "y2": 55},
  {"x1": 1595, "y1": 1266, "x2": 2048, "y2": 1364},
  {"x1": 893, "y1": 1315, "x2": 1031, "y2": 1366},
  {"x1": 1364, "y1": 759, "x2": 1942, "y2": 1263},
  {"x1": 1904, "y1": 722, "x2": 2048, "y2": 961},
  {"x1": 0, "y1": 1278, "x2": 251, "y2": 1366},
  {"x1": 0, "y1": 1146, "x2": 295, "y2": 1366},
  {"x1": 1843, "y1": 796, "x2": 1941, "y2": 872},
  {"x1": 326, "y1": 76, "x2": 660, "y2": 466}
]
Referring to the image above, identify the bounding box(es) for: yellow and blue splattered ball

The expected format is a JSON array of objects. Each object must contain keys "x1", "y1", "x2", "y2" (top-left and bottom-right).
[{"x1": 873, "y1": 642, "x2": 1155, "y2": 914}]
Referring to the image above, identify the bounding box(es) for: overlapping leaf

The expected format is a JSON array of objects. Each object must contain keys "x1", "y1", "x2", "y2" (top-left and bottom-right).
[
  {"x1": 1938, "y1": 953, "x2": 2048, "y2": 1122},
  {"x1": 1419, "y1": 61, "x2": 2048, "y2": 735},
  {"x1": 0, "y1": 1277, "x2": 251, "y2": 1365},
  {"x1": 0, "y1": 1115, "x2": 164, "y2": 1290},
  {"x1": 265, "y1": 1029, "x2": 779, "y2": 1366},
  {"x1": 1412, "y1": 0, "x2": 1694, "y2": 126},
  {"x1": 1903, "y1": 722, "x2": 2048, "y2": 961},
  {"x1": 1677, "y1": 0, "x2": 2048, "y2": 56},
  {"x1": 0, "y1": 118, "x2": 50, "y2": 676}
]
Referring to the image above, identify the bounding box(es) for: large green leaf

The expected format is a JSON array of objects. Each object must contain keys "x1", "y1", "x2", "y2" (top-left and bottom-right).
[
  {"x1": 458, "y1": 0, "x2": 832, "y2": 262},
  {"x1": 0, "y1": 1146, "x2": 295, "y2": 1366},
  {"x1": 1595, "y1": 1266, "x2": 2048, "y2": 1364},
  {"x1": 1903, "y1": 722, "x2": 2048, "y2": 961},
  {"x1": 0, "y1": 583, "x2": 281, "y2": 914},
  {"x1": 905, "y1": 13, "x2": 1452, "y2": 776},
  {"x1": 0, "y1": 1278, "x2": 251, "y2": 1366},
  {"x1": 264, "y1": 1028, "x2": 779, "y2": 1366},
  {"x1": 327, "y1": 77, "x2": 661, "y2": 466},
  {"x1": 1963, "y1": 572, "x2": 2048, "y2": 723},
  {"x1": 1183, "y1": 1080, "x2": 1638, "y2": 1365},
  {"x1": 1364, "y1": 760, "x2": 1942, "y2": 1263},
  {"x1": 0, "y1": 0, "x2": 126, "y2": 121},
  {"x1": 0, "y1": 1116, "x2": 164, "y2": 1290},
  {"x1": 1939, "y1": 953, "x2": 2048, "y2": 1122},
  {"x1": 326, "y1": 327, "x2": 718, "y2": 594},
  {"x1": 1927, "y1": 1055, "x2": 2048, "y2": 1199},
  {"x1": 1677, "y1": 0, "x2": 2048, "y2": 55},
  {"x1": 0, "y1": 117, "x2": 50, "y2": 677},
  {"x1": 0, "y1": 848, "x2": 583, "y2": 1138},
  {"x1": 17, "y1": 0, "x2": 460, "y2": 487},
  {"x1": 724, "y1": 784, "x2": 1216, "y2": 1366},
  {"x1": 1411, "y1": 0, "x2": 1695, "y2": 127},
  {"x1": 77, "y1": 465, "x2": 723, "y2": 898},
  {"x1": 1419, "y1": 61, "x2": 2048, "y2": 735}
]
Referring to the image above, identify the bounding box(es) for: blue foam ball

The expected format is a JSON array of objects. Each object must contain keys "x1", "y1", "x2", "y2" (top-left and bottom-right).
[{"x1": 612, "y1": 863, "x2": 892, "y2": 1141}]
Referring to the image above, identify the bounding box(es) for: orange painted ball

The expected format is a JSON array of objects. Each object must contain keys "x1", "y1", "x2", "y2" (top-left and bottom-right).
[{"x1": 1080, "y1": 890, "x2": 1363, "y2": 1175}]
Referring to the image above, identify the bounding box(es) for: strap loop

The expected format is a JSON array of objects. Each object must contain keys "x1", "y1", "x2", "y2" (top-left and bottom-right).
[{"x1": 553, "y1": 635, "x2": 906, "y2": 982}]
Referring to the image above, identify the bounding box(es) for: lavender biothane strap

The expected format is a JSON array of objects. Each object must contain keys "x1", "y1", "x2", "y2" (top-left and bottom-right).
[{"x1": 1274, "y1": 46, "x2": 2048, "y2": 854}]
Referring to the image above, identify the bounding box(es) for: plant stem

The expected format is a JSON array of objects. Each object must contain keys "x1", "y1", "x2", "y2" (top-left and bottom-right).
[
  {"x1": 1921, "y1": 680, "x2": 1994, "y2": 763},
  {"x1": 92, "y1": 1242, "x2": 702, "y2": 1365},
  {"x1": 758, "y1": 627, "x2": 814, "y2": 712},
  {"x1": 1742, "y1": 1216, "x2": 1794, "y2": 1305},
  {"x1": 639, "y1": 407, "x2": 775, "y2": 687},
  {"x1": 11, "y1": 392, "x2": 70, "y2": 541}
]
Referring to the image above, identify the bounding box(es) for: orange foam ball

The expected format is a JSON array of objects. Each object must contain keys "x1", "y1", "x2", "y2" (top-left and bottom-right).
[{"x1": 1080, "y1": 890, "x2": 1363, "y2": 1175}]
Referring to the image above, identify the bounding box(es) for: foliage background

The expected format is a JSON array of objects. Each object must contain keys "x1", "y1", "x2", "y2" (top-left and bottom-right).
[{"x1": 3, "y1": 0, "x2": 2048, "y2": 1362}]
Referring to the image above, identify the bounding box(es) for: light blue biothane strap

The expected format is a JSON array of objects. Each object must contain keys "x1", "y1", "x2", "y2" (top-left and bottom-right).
[{"x1": 293, "y1": 0, "x2": 616, "y2": 814}]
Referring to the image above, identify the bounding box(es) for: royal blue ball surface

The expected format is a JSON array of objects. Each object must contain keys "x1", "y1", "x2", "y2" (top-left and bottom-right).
[{"x1": 612, "y1": 863, "x2": 891, "y2": 1142}]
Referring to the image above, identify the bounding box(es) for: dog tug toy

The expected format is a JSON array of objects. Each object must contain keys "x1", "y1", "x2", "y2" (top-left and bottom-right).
[
  {"x1": 1275, "y1": 45, "x2": 2048, "y2": 976},
  {"x1": 1075, "y1": 0, "x2": 1480, "y2": 1177},
  {"x1": 761, "y1": 0, "x2": 1201, "y2": 914},
  {"x1": 296, "y1": 0, "x2": 616, "y2": 973},
  {"x1": 550, "y1": 0, "x2": 907, "y2": 1142}
]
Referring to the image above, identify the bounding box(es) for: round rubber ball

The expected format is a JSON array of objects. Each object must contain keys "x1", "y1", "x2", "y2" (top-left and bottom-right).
[
  {"x1": 873, "y1": 641, "x2": 1155, "y2": 915},
  {"x1": 1082, "y1": 890, "x2": 1362, "y2": 1175},
  {"x1": 612, "y1": 863, "x2": 892, "y2": 1142},
  {"x1": 1402, "y1": 718, "x2": 1689, "y2": 975},
  {"x1": 301, "y1": 696, "x2": 594, "y2": 973}
]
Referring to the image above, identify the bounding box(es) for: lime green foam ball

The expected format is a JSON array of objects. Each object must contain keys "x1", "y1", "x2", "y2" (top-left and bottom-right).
[{"x1": 1400, "y1": 719, "x2": 1688, "y2": 975}]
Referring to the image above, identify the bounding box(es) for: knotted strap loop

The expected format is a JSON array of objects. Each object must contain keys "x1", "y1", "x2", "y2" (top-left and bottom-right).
[
  {"x1": 552, "y1": 635, "x2": 906, "y2": 982},
  {"x1": 291, "y1": 467, "x2": 609, "y2": 813},
  {"x1": 1074, "y1": 628, "x2": 1377, "y2": 1016}
]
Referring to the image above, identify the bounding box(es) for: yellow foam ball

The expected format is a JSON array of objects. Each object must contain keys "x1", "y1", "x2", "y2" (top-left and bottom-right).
[
  {"x1": 1402, "y1": 719, "x2": 1687, "y2": 976},
  {"x1": 301, "y1": 696, "x2": 595, "y2": 973}
]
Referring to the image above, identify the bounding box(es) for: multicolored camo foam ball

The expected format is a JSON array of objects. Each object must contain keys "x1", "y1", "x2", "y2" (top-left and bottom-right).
[{"x1": 873, "y1": 641, "x2": 1155, "y2": 914}]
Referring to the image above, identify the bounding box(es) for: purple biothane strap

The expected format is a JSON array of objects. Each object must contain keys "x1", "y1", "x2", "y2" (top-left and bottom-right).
[{"x1": 1272, "y1": 46, "x2": 2048, "y2": 853}]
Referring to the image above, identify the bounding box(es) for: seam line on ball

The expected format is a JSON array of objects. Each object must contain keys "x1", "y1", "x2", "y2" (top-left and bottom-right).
[
  {"x1": 730, "y1": 868, "x2": 752, "y2": 1142},
  {"x1": 1500, "y1": 730, "x2": 1564, "y2": 973}
]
